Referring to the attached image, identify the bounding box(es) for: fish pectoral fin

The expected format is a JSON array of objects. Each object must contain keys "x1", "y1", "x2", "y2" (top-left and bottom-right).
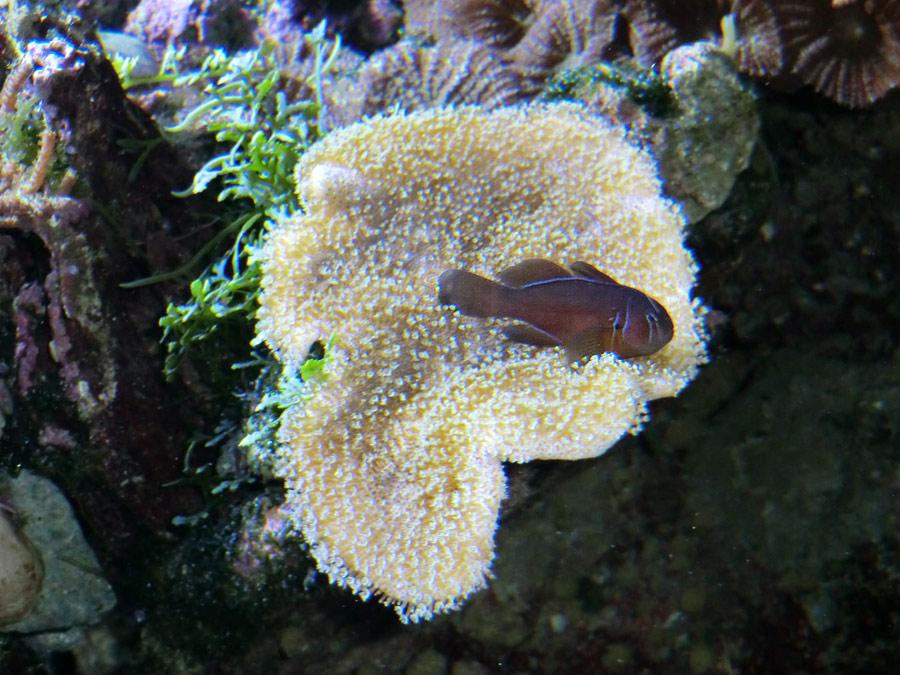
[
  {"x1": 499, "y1": 259, "x2": 572, "y2": 287},
  {"x1": 564, "y1": 327, "x2": 616, "y2": 363},
  {"x1": 568, "y1": 261, "x2": 619, "y2": 284},
  {"x1": 502, "y1": 323, "x2": 562, "y2": 348}
]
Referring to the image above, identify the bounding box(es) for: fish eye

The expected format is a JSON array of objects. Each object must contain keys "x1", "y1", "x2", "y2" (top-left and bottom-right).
[{"x1": 646, "y1": 313, "x2": 657, "y2": 323}]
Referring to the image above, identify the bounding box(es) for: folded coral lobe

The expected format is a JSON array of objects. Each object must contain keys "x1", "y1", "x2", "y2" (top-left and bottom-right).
[{"x1": 256, "y1": 103, "x2": 706, "y2": 621}]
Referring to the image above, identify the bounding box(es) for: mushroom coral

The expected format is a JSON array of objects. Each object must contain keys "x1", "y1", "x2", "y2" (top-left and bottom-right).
[
  {"x1": 255, "y1": 103, "x2": 706, "y2": 622},
  {"x1": 775, "y1": 0, "x2": 900, "y2": 108},
  {"x1": 338, "y1": 38, "x2": 527, "y2": 124},
  {"x1": 414, "y1": 0, "x2": 900, "y2": 107}
]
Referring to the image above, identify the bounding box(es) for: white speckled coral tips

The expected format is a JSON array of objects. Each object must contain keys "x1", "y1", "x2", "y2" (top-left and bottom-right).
[{"x1": 256, "y1": 103, "x2": 707, "y2": 621}]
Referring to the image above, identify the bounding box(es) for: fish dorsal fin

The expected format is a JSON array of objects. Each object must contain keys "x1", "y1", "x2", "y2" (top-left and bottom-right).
[
  {"x1": 568, "y1": 261, "x2": 619, "y2": 284},
  {"x1": 499, "y1": 259, "x2": 572, "y2": 287}
]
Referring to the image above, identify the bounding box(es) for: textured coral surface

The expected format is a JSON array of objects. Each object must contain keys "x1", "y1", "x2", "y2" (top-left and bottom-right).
[{"x1": 257, "y1": 103, "x2": 705, "y2": 619}]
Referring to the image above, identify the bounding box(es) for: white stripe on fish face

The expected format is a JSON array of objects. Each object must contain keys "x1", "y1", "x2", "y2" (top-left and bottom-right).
[
  {"x1": 623, "y1": 295, "x2": 634, "y2": 344},
  {"x1": 646, "y1": 296, "x2": 671, "y2": 347},
  {"x1": 610, "y1": 309, "x2": 623, "y2": 345},
  {"x1": 646, "y1": 310, "x2": 658, "y2": 345}
]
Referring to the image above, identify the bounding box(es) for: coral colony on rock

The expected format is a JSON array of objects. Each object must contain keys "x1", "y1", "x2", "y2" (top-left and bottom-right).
[{"x1": 252, "y1": 103, "x2": 707, "y2": 621}]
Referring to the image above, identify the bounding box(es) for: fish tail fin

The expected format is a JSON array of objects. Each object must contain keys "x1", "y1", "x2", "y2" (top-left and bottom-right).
[{"x1": 438, "y1": 269, "x2": 506, "y2": 318}]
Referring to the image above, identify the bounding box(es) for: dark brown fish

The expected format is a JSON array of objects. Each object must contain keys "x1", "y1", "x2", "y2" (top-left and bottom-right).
[{"x1": 437, "y1": 259, "x2": 674, "y2": 361}]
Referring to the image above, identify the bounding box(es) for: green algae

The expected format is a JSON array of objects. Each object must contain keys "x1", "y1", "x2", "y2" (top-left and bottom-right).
[{"x1": 110, "y1": 26, "x2": 340, "y2": 382}]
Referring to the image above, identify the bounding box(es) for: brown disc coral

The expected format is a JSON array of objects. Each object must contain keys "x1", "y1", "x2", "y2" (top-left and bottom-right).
[
  {"x1": 336, "y1": 38, "x2": 527, "y2": 124},
  {"x1": 511, "y1": 0, "x2": 619, "y2": 77},
  {"x1": 433, "y1": 0, "x2": 538, "y2": 48},
  {"x1": 423, "y1": 0, "x2": 622, "y2": 82},
  {"x1": 256, "y1": 103, "x2": 706, "y2": 621},
  {"x1": 622, "y1": 0, "x2": 730, "y2": 67},
  {"x1": 776, "y1": 0, "x2": 900, "y2": 107},
  {"x1": 730, "y1": 0, "x2": 785, "y2": 77}
]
